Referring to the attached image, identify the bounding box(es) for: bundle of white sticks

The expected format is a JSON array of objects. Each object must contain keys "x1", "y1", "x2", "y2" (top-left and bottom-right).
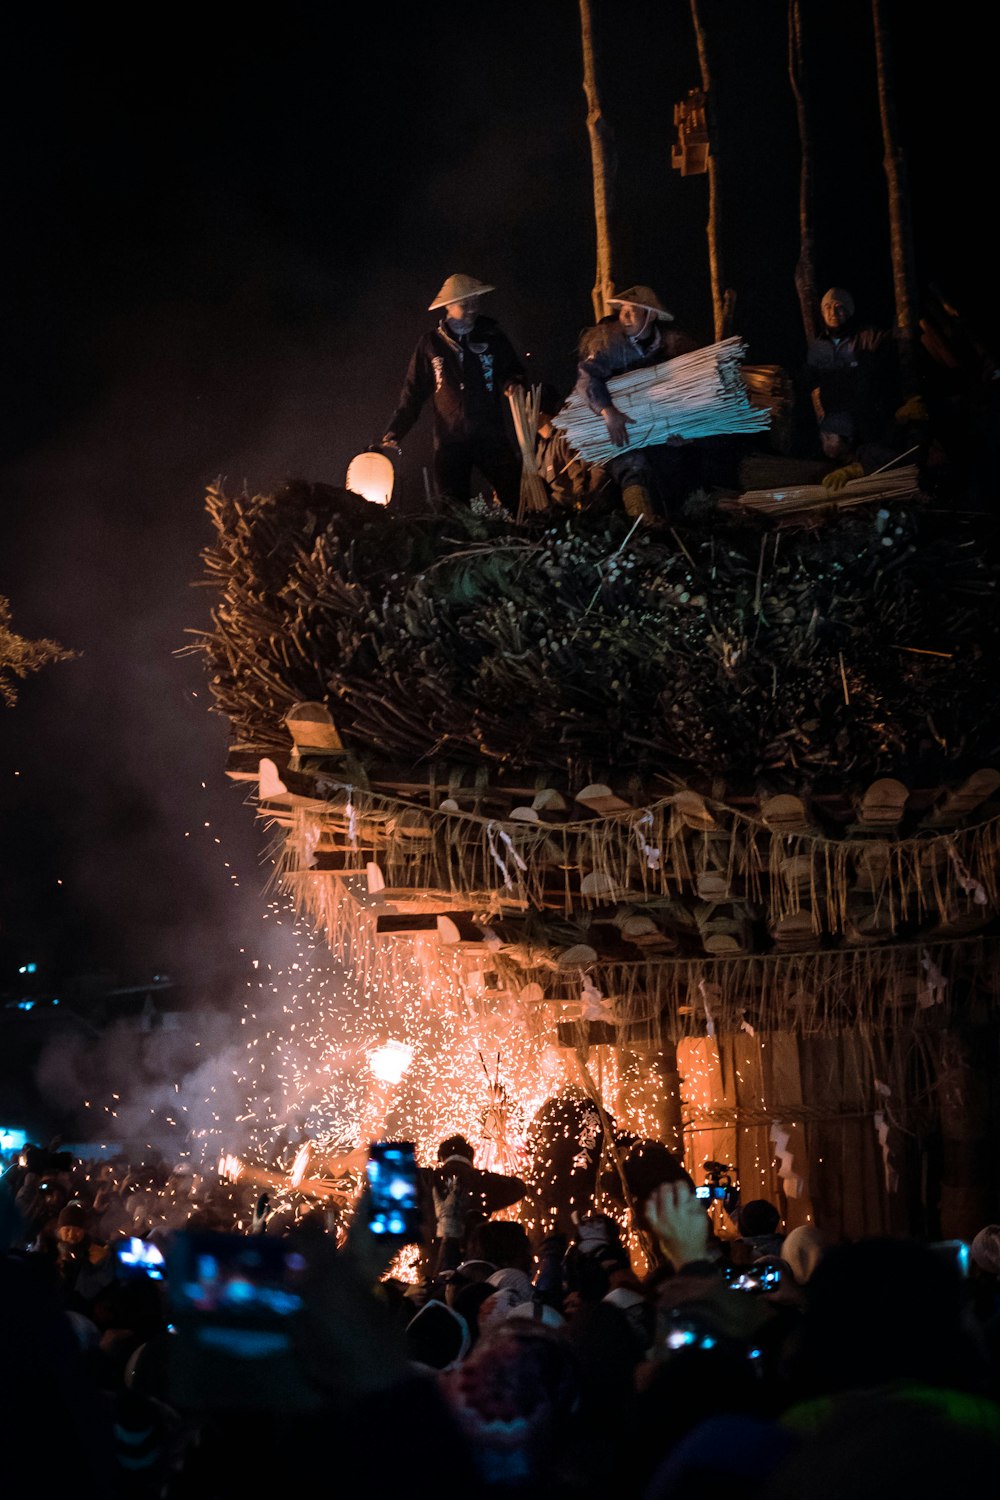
[{"x1": 552, "y1": 336, "x2": 771, "y2": 464}]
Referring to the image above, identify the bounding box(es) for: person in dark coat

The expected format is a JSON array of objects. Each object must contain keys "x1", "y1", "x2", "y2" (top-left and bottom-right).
[
  {"x1": 801, "y1": 286, "x2": 898, "y2": 447},
  {"x1": 425, "y1": 1134, "x2": 526, "y2": 1280},
  {"x1": 381, "y1": 273, "x2": 525, "y2": 509}
]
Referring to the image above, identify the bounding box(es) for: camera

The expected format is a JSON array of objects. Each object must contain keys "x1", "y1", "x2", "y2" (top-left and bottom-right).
[
  {"x1": 366, "y1": 1141, "x2": 422, "y2": 1242},
  {"x1": 699, "y1": 1160, "x2": 740, "y2": 1217},
  {"x1": 21, "y1": 1144, "x2": 74, "y2": 1177}
]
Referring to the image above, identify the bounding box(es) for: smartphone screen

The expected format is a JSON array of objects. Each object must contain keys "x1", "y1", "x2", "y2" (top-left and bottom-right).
[
  {"x1": 164, "y1": 1230, "x2": 320, "y2": 1412},
  {"x1": 167, "y1": 1231, "x2": 308, "y2": 1322},
  {"x1": 696, "y1": 1185, "x2": 727, "y2": 1200},
  {"x1": 366, "y1": 1141, "x2": 422, "y2": 1241},
  {"x1": 117, "y1": 1236, "x2": 166, "y2": 1280}
]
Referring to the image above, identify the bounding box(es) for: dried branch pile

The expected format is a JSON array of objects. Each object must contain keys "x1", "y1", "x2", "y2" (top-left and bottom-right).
[{"x1": 195, "y1": 481, "x2": 1000, "y2": 794}]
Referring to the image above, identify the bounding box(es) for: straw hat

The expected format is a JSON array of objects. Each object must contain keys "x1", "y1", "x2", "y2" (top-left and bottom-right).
[
  {"x1": 428, "y1": 273, "x2": 496, "y2": 310},
  {"x1": 608, "y1": 284, "x2": 674, "y2": 322}
]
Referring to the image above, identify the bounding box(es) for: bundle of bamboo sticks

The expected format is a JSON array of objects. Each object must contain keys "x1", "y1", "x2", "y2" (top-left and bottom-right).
[
  {"x1": 731, "y1": 465, "x2": 923, "y2": 516},
  {"x1": 506, "y1": 384, "x2": 549, "y2": 520},
  {"x1": 553, "y1": 337, "x2": 771, "y2": 464}
]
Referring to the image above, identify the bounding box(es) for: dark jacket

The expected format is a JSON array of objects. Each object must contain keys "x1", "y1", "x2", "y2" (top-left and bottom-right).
[
  {"x1": 385, "y1": 314, "x2": 525, "y2": 447},
  {"x1": 575, "y1": 315, "x2": 700, "y2": 417},
  {"x1": 803, "y1": 322, "x2": 897, "y2": 442}
]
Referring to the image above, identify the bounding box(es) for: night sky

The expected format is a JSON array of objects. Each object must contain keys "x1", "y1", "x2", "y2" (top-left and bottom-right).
[{"x1": 2, "y1": 2, "x2": 995, "y2": 998}]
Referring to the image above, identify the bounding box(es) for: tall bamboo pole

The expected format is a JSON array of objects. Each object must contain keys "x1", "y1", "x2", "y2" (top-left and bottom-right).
[
  {"x1": 579, "y1": 0, "x2": 616, "y2": 322},
  {"x1": 788, "y1": 0, "x2": 817, "y2": 345},
  {"x1": 871, "y1": 0, "x2": 918, "y2": 389},
  {"x1": 689, "y1": 0, "x2": 726, "y2": 341}
]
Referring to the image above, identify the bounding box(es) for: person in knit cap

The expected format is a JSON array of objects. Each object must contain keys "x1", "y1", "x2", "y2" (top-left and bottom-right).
[
  {"x1": 802, "y1": 285, "x2": 898, "y2": 448},
  {"x1": 381, "y1": 273, "x2": 525, "y2": 510}
]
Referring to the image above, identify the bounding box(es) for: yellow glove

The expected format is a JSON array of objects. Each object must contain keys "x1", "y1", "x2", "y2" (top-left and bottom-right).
[
  {"x1": 822, "y1": 462, "x2": 865, "y2": 493},
  {"x1": 895, "y1": 394, "x2": 928, "y2": 424}
]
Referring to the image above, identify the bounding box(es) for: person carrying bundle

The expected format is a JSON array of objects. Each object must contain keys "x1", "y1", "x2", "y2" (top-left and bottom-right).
[{"x1": 574, "y1": 284, "x2": 700, "y2": 520}]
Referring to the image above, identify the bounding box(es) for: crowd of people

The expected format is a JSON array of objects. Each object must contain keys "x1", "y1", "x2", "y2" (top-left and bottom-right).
[
  {"x1": 4, "y1": 1129, "x2": 1000, "y2": 1498},
  {"x1": 373, "y1": 271, "x2": 996, "y2": 520}
]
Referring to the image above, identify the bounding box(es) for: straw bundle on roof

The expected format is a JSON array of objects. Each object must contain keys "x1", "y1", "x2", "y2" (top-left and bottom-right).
[
  {"x1": 553, "y1": 336, "x2": 771, "y2": 464},
  {"x1": 730, "y1": 465, "x2": 924, "y2": 517},
  {"x1": 506, "y1": 384, "x2": 549, "y2": 520}
]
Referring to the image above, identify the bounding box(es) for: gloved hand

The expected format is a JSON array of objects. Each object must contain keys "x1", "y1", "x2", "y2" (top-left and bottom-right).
[
  {"x1": 895, "y1": 394, "x2": 928, "y2": 424},
  {"x1": 602, "y1": 405, "x2": 634, "y2": 448},
  {"x1": 822, "y1": 462, "x2": 865, "y2": 492}
]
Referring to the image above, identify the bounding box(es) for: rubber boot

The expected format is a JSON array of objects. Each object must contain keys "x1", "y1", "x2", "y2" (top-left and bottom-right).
[{"x1": 622, "y1": 483, "x2": 654, "y2": 521}]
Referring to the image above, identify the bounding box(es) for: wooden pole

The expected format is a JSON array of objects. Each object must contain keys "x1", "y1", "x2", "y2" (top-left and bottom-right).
[
  {"x1": 689, "y1": 0, "x2": 726, "y2": 341},
  {"x1": 871, "y1": 0, "x2": 918, "y2": 390},
  {"x1": 787, "y1": 0, "x2": 818, "y2": 345},
  {"x1": 579, "y1": 0, "x2": 616, "y2": 322}
]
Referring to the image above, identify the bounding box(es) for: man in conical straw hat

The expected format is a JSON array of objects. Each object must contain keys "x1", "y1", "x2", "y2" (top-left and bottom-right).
[
  {"x1": 575, "y1": 285, "x2": 699, "y2": 520},
  {"x1": 381, "y1": 273, "x2": 526, "y2": 509}
]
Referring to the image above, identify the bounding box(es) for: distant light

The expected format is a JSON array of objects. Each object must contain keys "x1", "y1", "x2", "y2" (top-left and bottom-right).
[
  {"x1": 17, "y1": 1000, "x2": 34, "y2": 1011},
  {"x1": 0, "y1": 1128, "x2": 27, "y2": 1152},
  {"x1": 369, "y1": 1040, "x2": 414, "y2": 1084},
  {"x1": 18, "y1": 963, "x2": 37, "y2": 975}
]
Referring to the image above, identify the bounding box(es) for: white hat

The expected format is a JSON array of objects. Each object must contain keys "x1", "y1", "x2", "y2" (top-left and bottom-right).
[{"x1": 428, "y1": 273, "x2": 496, "y2": 310}]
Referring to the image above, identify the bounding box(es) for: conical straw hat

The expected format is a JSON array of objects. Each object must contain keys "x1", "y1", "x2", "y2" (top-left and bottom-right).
[
  {"x1": 607, "y1": 284, "x2": 674, "y2": 322},
  {"x1": 428, "y1": 273, "x2": 496, "y2": 310}
]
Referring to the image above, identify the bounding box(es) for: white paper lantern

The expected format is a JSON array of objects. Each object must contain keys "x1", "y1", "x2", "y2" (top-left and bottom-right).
[{"x1": 346, "y1": 450, "x2": 395, "y2": 506}]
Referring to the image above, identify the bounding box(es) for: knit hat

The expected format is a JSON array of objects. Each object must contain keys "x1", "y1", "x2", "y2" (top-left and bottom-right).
[
  {"x1": 486, "y1": 1267, "x2": 534, "y2": 1302},
  {"x1": 821, "y1": 286, "x2": 855, "y2": 319},
  {"x1": 58, "y1": 1201, "x2": 88, "y2": 1229},
  {"x1": 428, "y1": 274, "x2": 495, "y2": 310},
  {"x1": 608, "y1": 285, "x2": 674, "y2": 322},
  {"x1": 782, "y1": 1224, "x2": 827, "y2": 1285},
  {"x1": 971, "y1": 1225, "x2": 1000, "y2": 1276}
]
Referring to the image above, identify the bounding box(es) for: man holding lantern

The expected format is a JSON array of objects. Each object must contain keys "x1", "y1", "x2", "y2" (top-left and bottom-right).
[{"x1": 380, "y1": 273, "x2": 525, "y2": 510}]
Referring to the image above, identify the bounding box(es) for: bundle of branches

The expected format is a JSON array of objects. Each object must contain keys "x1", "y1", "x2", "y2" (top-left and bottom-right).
[
  {"x1": 731, "y1": 465, "x2": 923, "y2": 516},
  {"x1": 506, "y1": 384, "x2": 548, "y2": 520},
  {"x1": 193, "y1": 481, "x2": 1000, "y2": 794},
  {"x1": 553, "y1": 337, "x2": 771, "y2": 464}
]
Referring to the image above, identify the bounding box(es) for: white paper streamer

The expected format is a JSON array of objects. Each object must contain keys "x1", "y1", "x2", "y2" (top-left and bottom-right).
[
  {"x1": 486, "y1": 821, "x2": 528, "y2": 889},
  {"x1": 917, "y1": 948, "x2": 948, "y2": 1009},
  {"x1": 873, "y1": 1110, "x2": 899, "y2": 1193},
  {"x1": 698, "y1": 979, "x2": 719, "y2": 1038},
  {"x1": 945, "y1": 840, "x2": 989, "y2": 906},
  {"x1": 769, "y1": 1121, "x2": 805, "y2": 1199},
  {"x1": 634, "y1": 811, "x2": 662, "y2": 870}
]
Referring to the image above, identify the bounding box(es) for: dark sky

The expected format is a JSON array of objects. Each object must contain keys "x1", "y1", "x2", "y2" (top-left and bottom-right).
[{"x1": 1, "y1": 1, "x2": 995, "y2": 993}]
